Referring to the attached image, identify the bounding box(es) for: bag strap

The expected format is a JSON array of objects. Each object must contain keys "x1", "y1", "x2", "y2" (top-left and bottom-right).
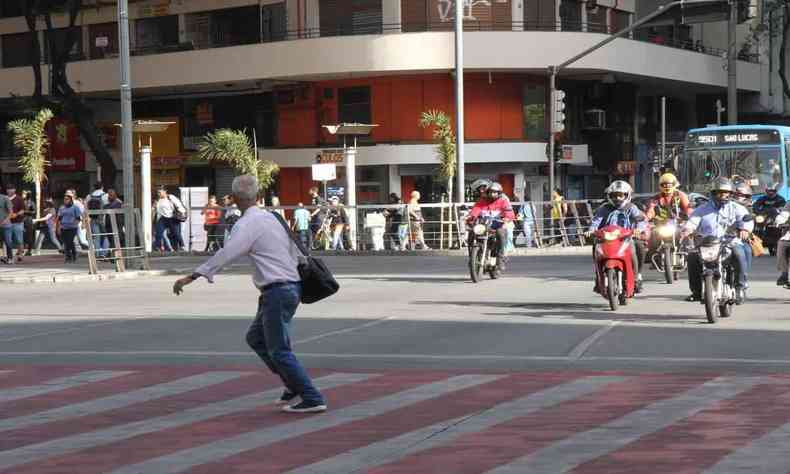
[{"x1": 271, "y1": 211, "x2": 309, "y2": 257}]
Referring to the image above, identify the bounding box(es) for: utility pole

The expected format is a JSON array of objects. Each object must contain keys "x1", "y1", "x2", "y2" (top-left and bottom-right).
[
  {"x1": 117, "y1": 0, "x2": 135, "y2": 242},
  {"x1": 661, "y1": 96, "x2": 667, "y2": 169},
  {"x1": 455, "y1": 0, "x2": 465, "y2": 203},
  {"x1": 727, "y1": 0, "x2": 738, "y2": 125}
]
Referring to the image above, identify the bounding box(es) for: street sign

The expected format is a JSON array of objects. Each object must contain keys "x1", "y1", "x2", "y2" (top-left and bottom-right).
[{"x1": 312, "y1": 163, "x2": 337, "y2": 181}]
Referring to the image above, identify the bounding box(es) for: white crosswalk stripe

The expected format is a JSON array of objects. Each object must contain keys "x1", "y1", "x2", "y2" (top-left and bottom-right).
[
  {"x1": 0, "y1": 372, "x2": 372, "y2": 471},
  {"x1": 0, "y1": 370, "x2": 135, "y2": 403},
  {"x1": 0, "y1": 371, "x2": 252, "y2": 433},
  {"x1": 703, "y1": 421, "x2": 790, "y2": 474},
  {"x1": 287, "y1": 376, "x2": 627, "y2": 474},
  {"x1": 108, "y1": 374, "x2": 505, "y2": 474},
  {"x1": 485, "y1": 376, "x2": 766, "y2": 474}
]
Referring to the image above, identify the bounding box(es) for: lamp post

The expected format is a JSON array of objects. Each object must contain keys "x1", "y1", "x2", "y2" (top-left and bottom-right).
[
  {"x1": 321, "y1": 123, "x2": 378, "y2": 250},
  {"x1": 116, "y1": 120, "x2": 175, "y2": 252}
]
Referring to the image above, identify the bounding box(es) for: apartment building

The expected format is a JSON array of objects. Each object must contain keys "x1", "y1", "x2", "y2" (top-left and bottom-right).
[{"x1": 0, "y1": 0, "x2": 762, "y2": 203}]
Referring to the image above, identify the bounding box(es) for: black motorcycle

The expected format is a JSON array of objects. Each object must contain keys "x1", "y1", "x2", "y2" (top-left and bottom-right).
[
  {"x1": 468, "y1": 216, "x2": 504, "y2": 283},
  {"x1": 754, "y1": 207, "x2": 781, "y2": 256},
  {"x1": 694, "y1": 234, "x2": 739, "y2": 324}
]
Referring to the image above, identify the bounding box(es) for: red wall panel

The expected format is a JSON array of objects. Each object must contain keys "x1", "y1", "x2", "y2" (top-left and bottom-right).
[{"x1": 391, "y1": 79, "x2": 424, "y2": 142}]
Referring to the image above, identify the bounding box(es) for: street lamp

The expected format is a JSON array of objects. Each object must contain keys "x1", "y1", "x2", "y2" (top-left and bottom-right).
[
  {"x1": 321, "y1": 123, "x2": 378, "y2": 250},
  {"x1": 115, "y1": 120, "x2": 175, "y2": 253}
]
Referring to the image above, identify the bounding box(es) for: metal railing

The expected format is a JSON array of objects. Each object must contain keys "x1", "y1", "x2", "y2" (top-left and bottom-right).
[
  {"x1": 3, "y1": 18, "x2": 754, "y2": 67},
  {"x1": 83, "y1": 207, "x2": 151, "y2": 274}
]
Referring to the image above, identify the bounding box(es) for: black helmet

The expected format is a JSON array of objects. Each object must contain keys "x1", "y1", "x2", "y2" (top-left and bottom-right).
[
  {"x1": 710, "y1": 177, "x2": 734, "y2": 206},
  {"x1": 487, "y1": 182, "x2": 504, "y2": 198},
  {"x1": 766, "y1": 182, "x2": 780, "y2": 194}
]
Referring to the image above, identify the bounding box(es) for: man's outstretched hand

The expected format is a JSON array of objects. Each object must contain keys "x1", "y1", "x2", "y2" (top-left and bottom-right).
[{"x1": 173, "y1": 276, "x2": 194, "y2": 295}]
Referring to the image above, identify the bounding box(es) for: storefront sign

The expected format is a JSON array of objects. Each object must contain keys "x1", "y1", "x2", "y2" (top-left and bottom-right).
[
  {"x1": 317, "y1": 149, "x2": 344, "y2": 164},
  {"x1": 138, "y1": 2, "x2": 170, "y2": 17},
  {"x1": 48, "y1": 119, "x2": 85, "y2": 172},
  {"x1": 614, "y1": 160, "x2": 637, "y2": 176},
  {"x1": 195, "y1": 102, "x2": 213, "y2": 126},
  {"x1": 95, "y1": 36, "x2": 109, "y2": 48},
  {"x1": 437, "y1": 0, "x2": 492, "y2": 22},
  {"x1": 312, "y1": 163, "x2": 337, "y2": 181},
  {"x1": 687, "y1": 130, "x2": 781, "y2": 147},
  {"x1": 51, "y1": 155, "x2": 86, "y2": 172}
]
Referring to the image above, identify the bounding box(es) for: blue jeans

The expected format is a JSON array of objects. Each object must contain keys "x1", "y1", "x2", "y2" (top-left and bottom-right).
[
  {"x1": 245, "y1": 282, "x2": 324, "y2": 405},
  {"x1": 153, "y1": 218, "x2": 173, "y2": 251},
  {"x1": 522, "y1": 222, "x2": 534, "y2": 247},
  {"x1": 90, "y1": 221, "x2": 109, "y2": 256},
  {"x1": 0, "y1": 225, "x2": 12, "y2": 257},
  {"x1": 734, "y1": 241, "x2": 750, "y2": 288}
]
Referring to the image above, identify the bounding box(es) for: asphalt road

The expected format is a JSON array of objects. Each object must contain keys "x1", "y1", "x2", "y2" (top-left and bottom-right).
[{"x1": 2, "y1": 253, "x2": 790, "y2": 372}]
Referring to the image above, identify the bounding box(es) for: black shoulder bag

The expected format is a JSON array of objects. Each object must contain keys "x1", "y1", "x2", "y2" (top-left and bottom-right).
[{"x1": 271, "y1": 212, "x2": 339, "y2": 304}]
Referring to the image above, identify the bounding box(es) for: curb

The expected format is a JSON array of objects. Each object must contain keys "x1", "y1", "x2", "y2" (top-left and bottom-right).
[{"x1": 0, "y1": 269, "x2": 176, "y2": 285}]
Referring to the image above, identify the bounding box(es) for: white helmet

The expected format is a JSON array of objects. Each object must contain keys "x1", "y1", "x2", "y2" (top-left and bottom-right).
[{"x1": 607, "y1": 180, "x2": 633, "y2": 209}]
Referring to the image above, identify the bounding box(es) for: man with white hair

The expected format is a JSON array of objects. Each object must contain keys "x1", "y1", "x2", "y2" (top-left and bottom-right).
[{"x1": 173, "y1": 175, "x2": 327, "y2": 413}]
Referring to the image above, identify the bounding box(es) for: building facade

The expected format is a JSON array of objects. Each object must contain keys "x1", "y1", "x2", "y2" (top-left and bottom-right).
[{"x1": 0, "y1": 0, "x2": 763, "y2": 203}]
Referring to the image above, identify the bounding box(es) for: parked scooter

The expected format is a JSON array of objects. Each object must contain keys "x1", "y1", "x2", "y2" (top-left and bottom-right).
[
  {"x1": 468, "y1": 216, "x2": 504, "y2": 283},
  {"x1": 593, "y1": 224, "x2": 637, "y2": 311}
]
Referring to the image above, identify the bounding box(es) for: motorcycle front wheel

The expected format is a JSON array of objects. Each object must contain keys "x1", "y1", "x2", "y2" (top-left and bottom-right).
[
  {"x1": 469, "y1": 246, "x2": 484, "y2": 283},
  {"x1": 704, "y1": 274, "x2": 718, "y2": 324},
  {"x1": 606, "y1": 268, "x2": 620, "y2": 311},
  {"x1": 663, "y1": 247, "x2": 674, "y2": 284}
]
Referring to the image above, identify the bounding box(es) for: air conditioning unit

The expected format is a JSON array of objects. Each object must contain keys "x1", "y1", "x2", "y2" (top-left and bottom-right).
[{"x1": 583, "y1": 109, "x2": 606, "y2": 130}]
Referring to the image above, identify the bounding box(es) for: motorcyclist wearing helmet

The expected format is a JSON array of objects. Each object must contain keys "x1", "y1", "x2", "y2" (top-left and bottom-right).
[
  {"x1": 733, "y1": 181, "x2": 754, "y2": 210},
  {"x1": 470, "y1": 179, "x2": 492, "y2": 201},
  {"x1": 681, "y1": 177, "x2": 754, "y2": 304},
  {"x1": 588, "y1": 180, "x2": 648, "y2": 293},
  {"x1": 753, "y1": 183, "x2": 786, "y2": 215},
  {"x1": 466, "y1": 182, "x2": 515, "y2": 268},
  {"x1": 645, "y1": 173, "x2": 692, "y2": 223}
]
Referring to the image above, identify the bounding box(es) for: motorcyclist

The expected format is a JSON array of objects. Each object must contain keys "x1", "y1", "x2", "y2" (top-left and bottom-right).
[
  {"x1": 644, "y1": 172, "x2": 692, "y2": 258},
  {"x1": 470, "y1": 179, "x2": 492, "y2": 201},
  {"x1": 733, "y1": 181, "x2": 754, "y2": 210},
  {"x1": 466, "y1": 182, "x2": 515, "y2": 269},
  {"x1": 774, "y1": 200, "x2": 790, "y2": 287},
  {"x1": 588, "y1": 180, "x2": 648, "y2": 293},
  {"x1": 681, "y1": 177, "x2": 754, "y2": 304},
  {"x1": 753, "y1": 183, "x2": 786, "y2": 215}
]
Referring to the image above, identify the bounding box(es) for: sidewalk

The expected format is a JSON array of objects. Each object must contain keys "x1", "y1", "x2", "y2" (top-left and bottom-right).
[{"x1": 0, "y1": 246, "x2": 590, "y2": 284}]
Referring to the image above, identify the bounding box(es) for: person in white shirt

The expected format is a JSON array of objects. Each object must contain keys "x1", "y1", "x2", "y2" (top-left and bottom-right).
[
  {"x1": 154, "y1": 188, "x2": 185, "y2": 252},
  {"x1": 173, "y1": 175, "x2": 327, "y2": 414}
]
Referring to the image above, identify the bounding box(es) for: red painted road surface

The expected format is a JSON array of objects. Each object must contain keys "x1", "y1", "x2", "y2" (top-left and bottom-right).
[{"x1": 1, "y1": 365, "x2": 789, "y2": 474}]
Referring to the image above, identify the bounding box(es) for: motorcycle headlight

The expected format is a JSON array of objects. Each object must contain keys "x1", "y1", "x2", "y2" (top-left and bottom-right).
[
  {"x1": 603, "y1": 230, "x2": 621, "y2": 241},
  {"x1": 658, "y1": 225, "x2": 676, "y2": 238},
  {"x1": 699, "y1": 244, "x2": 720, "y2": 262},
  {"x1": 755, "y1": 215, "x2": 766, "y2": 224},
  {"x1": 473, "y1": 224, "x2": 487, "y2": 236}
]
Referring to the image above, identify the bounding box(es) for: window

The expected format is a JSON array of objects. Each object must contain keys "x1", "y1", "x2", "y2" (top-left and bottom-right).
[
  {"x1": 44, "y1": 27, "x2": 83, "y2": 63},
  {"x1": 320, "y1": 0, "x2": 382, "y2": 37},
  {"x1": 262, "y1": 3, "x2": 287, "y2": 42},
  {"x1": 135, "y1": 15, "x2": 179, "y2": 53},
  {"x1": 0, "y1": 0, "x2": 24, "y2": 19},
  {"x1": 560, "y1": 0, "x2": 581, "y2": 31},
  {"x1": 209, "y1": 5, "x2": 259, "y2": 47},
  {"x1": 89, "y1": 22, "x2": 119, "y2": 59},
  {"x1": 524, "y1": 0, "x2": 557, "y2": 31},
  {"x1": 523, "y1": 84, "x2": 547, "y2": 141},
  {"x1": 339, "y1": 87, "x2": 372, "y2": 124},
  {"x1": 2, "y1": 32, "x2": 37, "y2": 68}
]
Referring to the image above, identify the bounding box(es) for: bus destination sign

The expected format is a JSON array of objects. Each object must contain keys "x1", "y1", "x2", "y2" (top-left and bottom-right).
[{"x1": 687, "y1": 130, "x2": 781, "y2": 147}]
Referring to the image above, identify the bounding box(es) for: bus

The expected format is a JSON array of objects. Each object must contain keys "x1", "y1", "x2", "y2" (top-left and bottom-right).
[{"x1": 679, "y1": 125, "x2": 790, "y2": 199}]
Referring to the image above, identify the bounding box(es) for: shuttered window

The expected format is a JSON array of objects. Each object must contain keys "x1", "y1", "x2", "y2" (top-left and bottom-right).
[
  {"x1": 524, "y1": 0, "x2": 556, "y2": 31},
  {"x1": 320, "y1": 0, "x2": 382, "y2": 37},
  {"x1": 402, "y1": 0, "x2": 513, "y2": 32}
]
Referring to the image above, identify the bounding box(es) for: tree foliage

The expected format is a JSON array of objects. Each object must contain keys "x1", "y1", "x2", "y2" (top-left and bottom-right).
[
  {"x1": 419, "y1": 110, "x2": 456, "y2": 182},
  {"x1": 198, "y1": 129, "x2": 280, "y2": 190},
  {"x1": 7, "y1": 108, "x2": 53, "y2": 185}
]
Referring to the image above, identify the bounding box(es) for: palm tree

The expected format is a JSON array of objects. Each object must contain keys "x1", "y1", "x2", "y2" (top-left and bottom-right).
[
  {"x1": 7, "y1": 108, "x2": 54, "y2": 219},
  {"x1": 197, "y1": 128, "x2": 279, "y2": 191},
  {"x1": 419, "y1": 110, "x2": 456, "y2": 203}
]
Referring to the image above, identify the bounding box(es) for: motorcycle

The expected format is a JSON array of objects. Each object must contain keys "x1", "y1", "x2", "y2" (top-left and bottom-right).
[
  {"x1": 694, "y1": 234, "x2": 738, "y2": 323},
  {"x1": 651, "y1": 219, "x2": 688, "y2": 284},
  {"x1": 754, "y1": 207, "x2": 781, "y2": 256},
  {"x1": 593, "y1": 224, "x2": 636, "y2": 311},
  {"x1": 776, "y1": 211, "x2": 790, "y2": 271},
  {"x1": 468, "y1": 216, "x2": 504, "y2": 283}
]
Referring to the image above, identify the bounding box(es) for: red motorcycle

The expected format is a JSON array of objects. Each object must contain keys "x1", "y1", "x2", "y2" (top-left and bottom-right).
[{"x1": 593, "y1": 224, "x2": 637, "y2": 311}]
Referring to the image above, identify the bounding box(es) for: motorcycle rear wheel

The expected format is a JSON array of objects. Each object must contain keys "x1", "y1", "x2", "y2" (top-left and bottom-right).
[
  {"x1": 607, "y1": 268, "x2": 620, "y2": 311},
  {"x1": 719, "y1": 302, "x2": 732, "y2": 318},
  {"x1": 704, "y1": 274, "x2": 718, "y2": 324},
  {"x1": 663, "y1": 247, "x2": 674, "y2": 284}
]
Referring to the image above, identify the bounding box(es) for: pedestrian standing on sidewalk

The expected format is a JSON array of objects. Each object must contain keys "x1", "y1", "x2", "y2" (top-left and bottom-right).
[
  {"x1": 22, "y1": 190, "x2": 36, "y2": 256},
  {"x1": 6, "y1": 184, "x2": 26, "y2": 263},
  {"x1": 201, "y1": 195, "x2": 222, "y2": 252},
  {"x1": 56, "y1": 192, "x2": 82, "y2": 263},
  {"x1": 173, "y1": 175, "x2": 327, "y2": 413},
  {"x1": 292, "y1": 203, "x2": 311, "y2": 249},
  {"x1": 0, "y1": 188, "x2": 12, "y2": 264}
]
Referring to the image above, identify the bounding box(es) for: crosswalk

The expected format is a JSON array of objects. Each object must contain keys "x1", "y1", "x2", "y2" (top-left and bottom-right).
[{"x1": 0, "y1": 366, "x2": 789, "y2": 474}]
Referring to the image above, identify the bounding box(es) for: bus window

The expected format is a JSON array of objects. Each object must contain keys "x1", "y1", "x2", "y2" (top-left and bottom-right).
[{"x1": 683, "y1": 147, "x2": 782, "y2": 194}]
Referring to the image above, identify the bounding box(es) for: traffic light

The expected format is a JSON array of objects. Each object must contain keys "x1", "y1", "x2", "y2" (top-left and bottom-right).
[{"x1": 552, "y1": 90, "x2": 566, "y2": 133}]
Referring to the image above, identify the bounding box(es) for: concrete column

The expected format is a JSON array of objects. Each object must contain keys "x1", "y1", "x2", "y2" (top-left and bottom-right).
[
  {"x1": 512, "y1": 0, "x2": 524, "y2": 31},
  {"x1": 581, "y1": 0, "x2": 588, "y2": 32},
  {"x1": 141, "y1": 145, "x2": 153, "y2": 252},
  {"x1": 388, "y1": 165, "x2": 402, "y2": 198}
]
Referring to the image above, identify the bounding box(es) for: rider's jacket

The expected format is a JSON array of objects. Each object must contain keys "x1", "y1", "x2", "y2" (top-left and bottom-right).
[
  {"x1": 684, "y1": 200, "x2": 754, "y2": 240},
  {"x1": 468, "y1": 197, "x2": 515, "y2": 222},
  {"x1": 753, "y1": 195, "x2": 787, "y2": 214},
  {"x1": 645, "y1": 191, "x2": 691, "y2": 223},
  {"x1": 589, "y1": 203, "x2": 646, "y2": 232}
]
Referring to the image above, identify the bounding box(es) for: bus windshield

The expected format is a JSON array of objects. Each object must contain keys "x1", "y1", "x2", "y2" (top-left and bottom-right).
[{"x1": 678, "y1": 146, "x2": 783, "y2": 194}]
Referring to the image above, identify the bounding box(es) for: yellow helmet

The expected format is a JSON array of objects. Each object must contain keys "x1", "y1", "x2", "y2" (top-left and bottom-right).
[{"x1": 659, "y1": 173, "x2": 678, "y2": 194}]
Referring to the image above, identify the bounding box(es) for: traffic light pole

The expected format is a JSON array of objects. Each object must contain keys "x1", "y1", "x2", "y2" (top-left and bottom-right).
[{"x1": 546, "y1": 0, "x2": 728, "y2": 195}]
